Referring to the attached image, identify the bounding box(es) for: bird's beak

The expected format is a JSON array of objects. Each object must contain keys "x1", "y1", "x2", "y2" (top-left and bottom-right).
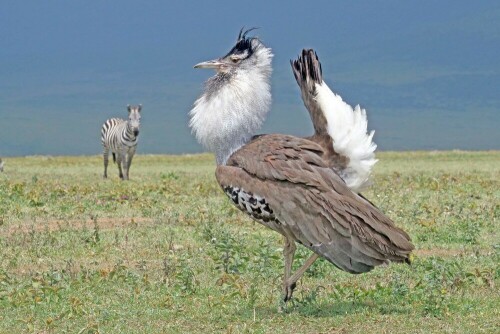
[{"x1": 194, "y1": 59, "x2": 224, "y2": 69}]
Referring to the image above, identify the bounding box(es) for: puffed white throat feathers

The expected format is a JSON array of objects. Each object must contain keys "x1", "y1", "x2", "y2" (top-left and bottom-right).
[{"x1": 189, "y1": 41, "x2": 273, "y2": 165}]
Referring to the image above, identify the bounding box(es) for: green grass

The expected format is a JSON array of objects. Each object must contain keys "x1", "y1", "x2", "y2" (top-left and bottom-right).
[{"x1": 0, "y1": 151, "x2": 499, "y2": 333}]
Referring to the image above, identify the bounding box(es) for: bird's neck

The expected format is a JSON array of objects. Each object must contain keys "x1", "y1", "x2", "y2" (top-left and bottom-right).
[{"x1": 190, "y1": 50, "x2": 273, "y2": 165}]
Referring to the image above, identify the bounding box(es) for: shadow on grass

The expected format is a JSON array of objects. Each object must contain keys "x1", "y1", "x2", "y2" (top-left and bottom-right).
[{"x1": 253, "y1": 300, "x2": 411, "y2": 319}]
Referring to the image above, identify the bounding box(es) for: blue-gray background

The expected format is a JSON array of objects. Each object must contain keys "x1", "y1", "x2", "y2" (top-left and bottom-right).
[{"x1": 1, "y1": 0, "x2": 499, "y2": 156}]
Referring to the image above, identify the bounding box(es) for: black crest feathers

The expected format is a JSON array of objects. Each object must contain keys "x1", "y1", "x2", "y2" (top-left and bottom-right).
[
  {"x1": 225, "y1": 27, "x2": 260, "y2": 58},
  {"x1": 237, "y1": 27, "x2": 259, "y2": 41}
]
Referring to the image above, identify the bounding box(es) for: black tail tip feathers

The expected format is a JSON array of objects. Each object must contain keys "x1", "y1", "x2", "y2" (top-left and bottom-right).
[{"x1": 290, "y1": 49, "x2": 323, "y2": 85}]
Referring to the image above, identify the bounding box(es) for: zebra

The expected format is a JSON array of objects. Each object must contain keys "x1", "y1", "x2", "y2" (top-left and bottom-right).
[
  {"x1": 101, "y1": 104, "x2": 142, "y2": 180},
  {"x1": 0, "y1": 158, "x2": 4, "y2": 172}
]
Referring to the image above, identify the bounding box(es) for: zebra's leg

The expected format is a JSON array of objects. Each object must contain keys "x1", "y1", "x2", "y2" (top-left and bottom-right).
[
  {"x1": 124, "y1": 147, "x2": 136, "y2": 180},
  {"x1": 103, "y1": 146, "x2": 110, "y2": 178},
  {"x1": 116, "y1": 153, "x2": 124, "y2": 180},
  {"x1": 122, "y1": 154, "x2": 129, "y2": 181}
]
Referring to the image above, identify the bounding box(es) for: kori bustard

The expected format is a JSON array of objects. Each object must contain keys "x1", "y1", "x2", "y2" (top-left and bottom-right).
[{"x1": 190, "y1": 28, "x2": 413, "y2": 302}]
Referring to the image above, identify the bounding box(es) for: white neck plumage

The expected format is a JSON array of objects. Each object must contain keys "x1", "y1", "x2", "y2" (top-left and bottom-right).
[{"x1": 189, "y1": 42, "x2": 273, "y2": 165}]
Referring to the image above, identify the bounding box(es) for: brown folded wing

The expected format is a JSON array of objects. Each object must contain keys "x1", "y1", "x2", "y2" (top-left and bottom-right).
[{"x1": 216, "y1": 134, "x2": 413, "y2": 274}]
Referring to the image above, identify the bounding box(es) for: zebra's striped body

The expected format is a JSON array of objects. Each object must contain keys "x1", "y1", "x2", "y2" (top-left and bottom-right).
[{"x1": 101, "y1": 105, "x2": 142, "y2": 180}]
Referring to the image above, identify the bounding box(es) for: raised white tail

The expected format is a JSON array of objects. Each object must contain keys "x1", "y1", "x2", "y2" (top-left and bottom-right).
[
  {"x1": 315, "y1": 82, "x2": 377, "y2": 192},
  {"x1": 291, "y1": 49, "x2": 377, "y2": 192}
]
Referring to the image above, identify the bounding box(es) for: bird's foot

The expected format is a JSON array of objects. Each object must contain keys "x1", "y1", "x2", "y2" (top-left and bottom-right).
[
  {"x1": 283, "y1": 281, "x2": 297, "y2": 303},
  {"x1": 278, "y1": 282, "x2": 297, "y2": 313}
]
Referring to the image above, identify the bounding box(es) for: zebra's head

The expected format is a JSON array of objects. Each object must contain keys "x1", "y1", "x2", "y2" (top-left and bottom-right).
[{"x1": 127, "y1": 104, "x2": 142, "y2": 137}]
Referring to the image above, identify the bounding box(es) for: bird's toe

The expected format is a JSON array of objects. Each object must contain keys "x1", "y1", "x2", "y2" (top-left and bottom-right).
[{"x1": 283, "y1": 281, "x2": 297, "y2": 302}]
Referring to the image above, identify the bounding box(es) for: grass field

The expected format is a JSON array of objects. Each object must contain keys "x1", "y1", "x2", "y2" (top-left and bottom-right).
[{"x1": 0, "y1": 151, "x2": 499, "y2": 333}]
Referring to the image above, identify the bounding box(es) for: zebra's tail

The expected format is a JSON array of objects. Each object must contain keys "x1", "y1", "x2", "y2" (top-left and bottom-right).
[{"x1": 112, "y1": 153, "x2": 116, "y2": 163}]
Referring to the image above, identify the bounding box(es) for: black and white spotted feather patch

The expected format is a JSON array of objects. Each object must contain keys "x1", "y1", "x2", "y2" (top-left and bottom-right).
[{"x1": 223, "y1": 186, "x2": 280, "y2": 225}]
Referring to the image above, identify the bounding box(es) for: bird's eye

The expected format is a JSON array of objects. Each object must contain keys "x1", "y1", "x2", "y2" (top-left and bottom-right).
[{"x1": 230, "y1": 56, "x2": 240, "y2": 63}]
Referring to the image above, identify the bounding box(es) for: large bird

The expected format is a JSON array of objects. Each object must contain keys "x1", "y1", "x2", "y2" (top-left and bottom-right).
[{"x1": 190, "y1": 28, "x2": 413, "y2": 302}]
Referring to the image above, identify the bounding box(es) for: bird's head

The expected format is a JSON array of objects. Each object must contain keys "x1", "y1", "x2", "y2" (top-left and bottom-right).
[
  {"x1": 194, "y1": 27, "x2": 272, "y2": 76},
  {"x1": 190, "y1": 28, "x2": 273, "y2": 165}
]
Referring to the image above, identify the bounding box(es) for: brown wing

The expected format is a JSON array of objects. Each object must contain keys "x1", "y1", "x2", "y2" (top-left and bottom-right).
[{"x1": 216, "y1": 134, "x2": 413, "y2": 274}]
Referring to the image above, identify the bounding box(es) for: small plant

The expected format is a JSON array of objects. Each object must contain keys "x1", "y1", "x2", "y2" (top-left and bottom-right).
[
  {"x1": 161, "y1": 171, "x2": 179, "y2": 180},
  {"x1": 246, "y1": 280, "x2": 259, "y2": 308},
  {"x1": 216, "y1": 234, "x2": 249, "y2": 274},
  {"x1": 412, "y1": 257, "x2": 465, "y2": 317},
  {"x1": 84, "y1": 215, "x2": 100, "y2": 245},
  {"x1": 161, "y1": 252, "x2": 198, "y2": 294},
  {"x1": 177, "y1": 264, "x2": 197, "y2": 294}
]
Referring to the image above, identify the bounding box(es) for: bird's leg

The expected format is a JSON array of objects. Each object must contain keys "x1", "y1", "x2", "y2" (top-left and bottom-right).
[
  {"x1": 283, "y1": 237, "x2": 296, "y2": 301},
  {"x1": 284, "y1": 251, "x2": 320, "y2": 302}
]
